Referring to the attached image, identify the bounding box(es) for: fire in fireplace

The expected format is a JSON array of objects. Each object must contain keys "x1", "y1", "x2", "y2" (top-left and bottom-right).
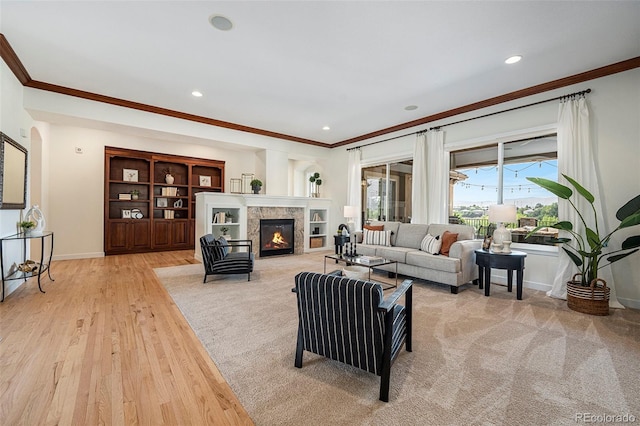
[{"x1": 259, "y1": 219, "x2": 295, "y2": 257}]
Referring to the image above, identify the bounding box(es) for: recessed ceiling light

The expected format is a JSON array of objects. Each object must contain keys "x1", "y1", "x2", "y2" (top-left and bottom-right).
[
  {"x1": 404, "y1": 105, "x2": 418, "y2": 111},
  {"x1": 505, "y1": 55, "x2": 522, "y2": 64},
  {"x1": 192, "y1": 91, "x2": 203, "y2": 97},
  {"x1": 209, "y1": 15, "x2": 233, "y2": 31},
  {"x1": 322, "y1": 126, "x2": 331, "y2": 131}
]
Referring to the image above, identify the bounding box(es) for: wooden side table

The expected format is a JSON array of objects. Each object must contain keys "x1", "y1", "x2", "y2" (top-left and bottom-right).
[{"x1": 475, "y1": 249, "x2": 527, "y2": 300}]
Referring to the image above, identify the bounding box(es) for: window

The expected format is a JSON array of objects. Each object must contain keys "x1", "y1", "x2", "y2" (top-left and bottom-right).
[
  {"x1": 450, "y1": 135, "x2": 558, "y2": 245},
  {"x1": 362, "y1": 160, "x2": 412, "y2": 224}
]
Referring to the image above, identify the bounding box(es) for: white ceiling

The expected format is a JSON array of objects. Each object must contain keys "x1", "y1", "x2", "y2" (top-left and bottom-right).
[{"x1": 2, "y1": 1, "x2": 639, "y2": 145}]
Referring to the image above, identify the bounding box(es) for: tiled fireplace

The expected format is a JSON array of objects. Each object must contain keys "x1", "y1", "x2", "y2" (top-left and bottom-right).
[{"x1": 247, "y1": 206, "x2": 304, "y2": 257}]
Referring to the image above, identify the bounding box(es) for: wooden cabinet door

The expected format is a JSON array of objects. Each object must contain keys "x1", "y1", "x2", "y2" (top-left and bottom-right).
[
  {"x1": 153, "y1": 221, "x2": 171, "y2": 248},
  {"x1": 130, "y1": 220, "x2": 151, "y2": 250},
  {"x1": 171, "y1": 220, "x2": 190, "y2": 248},
  {"x1": 106, "y1": 221, "x2": 129, "y2": 252}
]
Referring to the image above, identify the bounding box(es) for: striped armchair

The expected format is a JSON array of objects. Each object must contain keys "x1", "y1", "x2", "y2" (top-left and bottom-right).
[
  {"x1": 200, "y1": 234, "x2": 254, "y2": 282},
  {"x1": 293, "y1": 271, "x2": 413, "y2": 402}
]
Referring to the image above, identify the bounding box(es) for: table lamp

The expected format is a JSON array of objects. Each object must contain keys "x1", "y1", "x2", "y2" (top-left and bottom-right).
[
  {"x1": 343, "y1": 205, "x2": 357, "y2": 234},
  {"x1": 488, "y1": 204, "x2": 517, "y2": 247}
]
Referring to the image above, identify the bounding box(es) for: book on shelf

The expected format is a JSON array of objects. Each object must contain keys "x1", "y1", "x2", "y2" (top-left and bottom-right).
[
  {"x1": 164, "y1": 210, "x2": 175, "y2": 219},
  {"x1": 213, "y1": 212, "x2": 226, "y2": 223},
  {"x1": 118, "y1": 193, "x2": 132, "y2": 200},
  {"x1": 312, "y1": 212, "x2": 322, "y2": 221},
  {"x1": 359, "y1": 255, "x2": 385, "y2": 265},
  {"x1": 161, "y1": 187, "x2": 178, "y2": 196}
]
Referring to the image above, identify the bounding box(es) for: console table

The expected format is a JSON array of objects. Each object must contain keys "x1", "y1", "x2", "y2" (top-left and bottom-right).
[
  {"x1": 0, "y1": 231, "x2": 54, "y2": 302},
  {"x1": 475, "y1": 249, "x2": 526, "y2": 300}
]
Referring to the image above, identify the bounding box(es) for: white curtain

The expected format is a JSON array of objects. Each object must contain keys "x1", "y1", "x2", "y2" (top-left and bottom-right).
[
  {"x1": 411, "y1": 133, "x2": 428, "y2": 223},
  {"x1": 346, "y1": 148, "x2": 362, "y2": 230},
  {"x1": 551, "y1": 96, "x2": 623, "y2": 308},
  {"x1": 425, "y1": 130, "x2": 447, "y2": 224}
]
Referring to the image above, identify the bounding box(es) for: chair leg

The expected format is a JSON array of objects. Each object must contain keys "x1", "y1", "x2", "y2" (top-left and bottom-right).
[
  {"x1": 248, "y1": 272, "x2": 251, "y2": 282},
  {"x1": 406, "y1": 286, "x2": 413, "y2": 352},
  {"x1": 203, "y1": 274, "x2": 207, "y2": 283},
  {"x1": 379, "y1": 310, "x2": 394, "y2": 402},
  {"x1": 294, "y1": 327, "x2": 304, "y2": 368}
]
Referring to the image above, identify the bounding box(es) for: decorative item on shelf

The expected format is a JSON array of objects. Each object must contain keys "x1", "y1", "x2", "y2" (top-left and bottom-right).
[
  {"x1": 250, "y1": 179, "x2": 263, "y2": 194},
  {"x1": 241, "y1": 173, "x2": 254, "y2": 194},
  {"x1": 230, "y1": 178, "x2": 242, "y2": 194},
  {"x1": 24, "y1": 205, "x2": 46, "y2": 234},
  {"x1": 526, "y1": 174, "x2": 640, "y2": 316},
  {"x1": 122, "y1": 209, "x2": 132, "y2": 219},
  {"x1": 130, "y1": 189, "x2": 139, "y2": 200},
  {"x1": 173, "y1": 199, "x2": 183, "y2": 208},
  {"x1": 482, "y1": 235, "x2": 493, "y2": 250},
  {"x1": 18, "y1": 260, "x2": 38, "y2": 273},
  {"x1": 119, "y1": 193, "x2": 132, "y2": 200},
  {"x1": 225, "y1": 212, "x2": 233, "y2": 223},
  {"x1": 220, "y1": 227, "x2": 231, "y2": 239},
  {"x1": 131, "y1": 208, "x2": 143, "y2": 219},
  {"x1": 312, "y1": 212, "x2": 322, "y2": 221},
  {"x1": 19, "y1": 220, "x2": 35, "y2": 235},
  {"x1": 488, "y1": 204, "x2": 517, "y2": 252},
  {"x1": 163, "y1": 167, "x2": 174, "y2": 184},
  {"x1": 313, "y1": 227, "x2": 320, "y2": 235},
  {"x1": 213, "y1": 211, "x2": 226, "y2": 223},
  {"x1": 157, "y1": 198, "x2": 168, "y2": 207},
  {"x1": 309, "y1": 172, "x2": 322, "y2": 197},
  {"x1": 199, "y1": 175, "x2": 212, "y2": 187},
  {"x1": 123, "y1": 168, "x2": 138, "y2": 182}
]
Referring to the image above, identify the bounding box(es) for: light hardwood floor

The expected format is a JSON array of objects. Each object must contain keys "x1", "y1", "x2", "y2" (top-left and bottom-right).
[{"x1": 0, "y1": 250, "x2": 253, "y2": 425}]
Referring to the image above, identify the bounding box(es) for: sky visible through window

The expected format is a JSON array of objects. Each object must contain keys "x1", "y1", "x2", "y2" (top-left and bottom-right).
[{"x1": 453, "y1": 160, "x2": 558, "y2": 208}]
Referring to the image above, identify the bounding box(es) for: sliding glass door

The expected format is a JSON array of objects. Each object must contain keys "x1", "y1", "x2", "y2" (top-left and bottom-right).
[{"x1": 362, "y1": 160, "x2": 412, "y2": 224}]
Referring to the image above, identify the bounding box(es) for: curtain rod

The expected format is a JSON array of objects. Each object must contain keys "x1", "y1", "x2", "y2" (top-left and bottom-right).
[{"x1": 346, "y1": 88, "x2": 591, "y2": 151}]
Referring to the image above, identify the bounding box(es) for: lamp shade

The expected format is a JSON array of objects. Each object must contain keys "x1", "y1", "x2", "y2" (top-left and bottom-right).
[
  {"x1": 343, "y1": 205, "x2": 357, "y2": 219},
  {"x1": 488, "y1": 204, "x2": 517, "y2": 224}
]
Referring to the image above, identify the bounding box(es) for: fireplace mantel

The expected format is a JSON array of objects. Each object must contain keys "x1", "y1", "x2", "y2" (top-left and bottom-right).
[{"x1": 195, "y1": 192, "x2": 332, "y2": 259}]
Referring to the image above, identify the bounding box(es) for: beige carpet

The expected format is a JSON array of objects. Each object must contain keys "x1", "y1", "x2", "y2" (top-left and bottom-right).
[{"x1": 154, "y1": 252, "x2": 640, "y2": 426}]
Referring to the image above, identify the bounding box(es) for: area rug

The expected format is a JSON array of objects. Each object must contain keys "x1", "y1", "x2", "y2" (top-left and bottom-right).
[{"x1": 154, "y1": 253, "x2": 640, "y2": 425}]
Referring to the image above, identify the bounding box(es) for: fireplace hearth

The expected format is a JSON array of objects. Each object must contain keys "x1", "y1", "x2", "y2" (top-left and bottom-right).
[{"x1": 259, "y1": 219, "x2": 295, "y2": 257}]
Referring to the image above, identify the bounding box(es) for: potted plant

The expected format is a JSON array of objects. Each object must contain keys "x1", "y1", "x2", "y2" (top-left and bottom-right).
[
  {"x1": 526, "y1": 174, "x2": 640, "y2": 315},
  {"x1": 225, "y1": 212, "x2": 234, "y2": 223},
  {"x1": 250, "y1": 179, "x2": 263, "y2": 194},
  {"x1": 130, "y1": 189, "x2": 140, "y2": 200},
  {"x1": 220, "y1": 227, "x2": 231, "y2": 239},
  {"x1": 20, "y1": 220, "x2": 35, "y2": 235},
  {"x1": 309, "y1": 172, "x2": 322, "y2": 197}
]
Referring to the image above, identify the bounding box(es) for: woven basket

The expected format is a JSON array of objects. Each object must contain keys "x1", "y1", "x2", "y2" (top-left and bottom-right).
[{"x1": 566, "y1": 274, "x2": 610, "y2": 316}]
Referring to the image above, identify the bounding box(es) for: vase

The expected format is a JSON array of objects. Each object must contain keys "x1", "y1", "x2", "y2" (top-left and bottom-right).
[
  {"x1": 165, "y1": 174, "x2": 174, "y2": 184},
  {"x1": 566, "y1": 274, "x2": 610, "y2": 316},
  {"x1": 132, "y1": 194, "x2": 139, "y2": 200},
  {"x1": 252, "y1": 186, "x2": 260, "y2": 194}
]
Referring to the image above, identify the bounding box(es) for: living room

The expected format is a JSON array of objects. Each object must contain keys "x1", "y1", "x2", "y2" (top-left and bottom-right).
[{"x1": 1, "y1": 2, "x2": 640, "y2": 425}]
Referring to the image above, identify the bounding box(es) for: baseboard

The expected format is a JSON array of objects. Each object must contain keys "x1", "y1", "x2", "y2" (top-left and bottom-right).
[
  {"x1": 488, "y1": 275, "x2": 552, "y2": 293},
  {"x1": 616, "y1": 297, "x2": 640, "y2": 310},
  {"x1": 52, "y1": 252, "x2": 105, "y2": 261}
]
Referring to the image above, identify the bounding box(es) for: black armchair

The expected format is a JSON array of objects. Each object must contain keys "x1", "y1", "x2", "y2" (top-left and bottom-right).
[
  {"x1": 293, "y1": 271, "x2": 413, "y2": 402},
  {"x1": 200, "y1": 234, "x2": 254, "y2": 282}
]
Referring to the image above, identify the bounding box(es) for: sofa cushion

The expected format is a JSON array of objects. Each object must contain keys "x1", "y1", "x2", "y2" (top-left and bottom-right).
[
  {"x1": 363, "y1": 229, "x2": 392, "y2": 246},
  {"x1": 356, "y1": 244, "x2": 377, "y2": 256},
  {"x1": 406, "y1": 250, "x2": 461, "y2": 273},
  {"x1": 368, "y1": 221, "x2": 401, "y2": 246},
  {"x1": 364, "y1": 224, "x2": 384, "y2": 231},
  {"x1": 440, "y1": 231, "x2": 458, "y2": 257},
  {"x1": 427, "y1": 223, "x2": 475, "y2": 241},
  {"x1": 374, "y1": 246, "x2": 414, "y2": 263},
  {"x1": 395, "y1": 224, "x2": 429, "y2": 249},
  {"x1": 420, "y1": 234, "x2": 442, "y2": 255}
]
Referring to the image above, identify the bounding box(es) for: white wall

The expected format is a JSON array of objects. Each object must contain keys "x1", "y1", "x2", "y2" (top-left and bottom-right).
[
  {"x1": 334, "y1": 68, "x2": 640, "y2": 307},
  {"x1": 0, "y1": 61, "x2": 35, "y2": 297}
]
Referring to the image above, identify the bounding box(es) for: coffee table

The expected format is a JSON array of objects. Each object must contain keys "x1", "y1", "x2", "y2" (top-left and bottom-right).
[{"x1": 324, "y1": 254, "x2": 398, "y2": 289}]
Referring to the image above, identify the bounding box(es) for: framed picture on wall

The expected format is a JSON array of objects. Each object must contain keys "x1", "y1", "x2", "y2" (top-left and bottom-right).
[
  {"x1": 123, "y1": 168, "x2": 138, "y2": 182},
  {"x1": 156, "y1": 198, "x2": 168, "y2": 207},
  {"x1": 199, "y1": 175, "x2": 212, "y2": 187},
  {"x1": 122, "y1": 209, "x2": 132, "y2": 219}
]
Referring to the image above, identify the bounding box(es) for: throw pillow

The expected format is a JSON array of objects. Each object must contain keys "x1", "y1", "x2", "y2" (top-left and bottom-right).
[
  {"x1": 420, "y1": 234, "x2": 442, "y2": 255},
  {"x1": 440, "y1": 231, "x2": 459, "y2": 257},
  {"x1": 363, "y1": 224, "x2": 385, "y2": 231},
  {"x1": 216, "y1": 236, "x2": 229, "y2": 257},
  {"x1": 363, "y1": 229, "x2": 392, "y2": 246}
]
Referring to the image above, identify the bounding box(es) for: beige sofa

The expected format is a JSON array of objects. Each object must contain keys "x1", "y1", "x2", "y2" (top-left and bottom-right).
[{"x1": 355, "y1": 221, "x2": 481, "y2": 294}]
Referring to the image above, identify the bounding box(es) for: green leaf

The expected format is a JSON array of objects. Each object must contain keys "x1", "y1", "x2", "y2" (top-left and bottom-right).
[
  {"x1": 526, "y1": 177, "x2": 573, "y2": 199},
  {"x1": 585, "y1": 227, "x2": 601, "y2": 249},
  {"x1": 563, "y1": 247, "x2": 583, "y2": 267},
  {"x1": 622, "y1": 235, "x2": 640, "y2": 250},
  {"x1": 553, "y1": 221, "x2": 573, "y2": 231},
  {"x1": 562, "y1": 174, "x2": 595, "y2": 204},
  {"x1": 607, "y1": 249, "x2": 639, "y2": 263},
  {"x1": 550, "y1": 237, "x2": 572, "y2": 244},
  {"x1": 620, "y1": 212, "x2": 640, "y2": 229},
  {"x1": 616, "y1": 194, "x2": 640, "y2": 221}
]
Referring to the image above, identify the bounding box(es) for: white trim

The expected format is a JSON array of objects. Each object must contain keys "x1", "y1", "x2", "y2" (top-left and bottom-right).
[
  {"x1": 510, "y1": 242, "x2": 558, "y2": 257},
  {"x1": 53, "y1": 252, "x2": 105, "y2": 261}
]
